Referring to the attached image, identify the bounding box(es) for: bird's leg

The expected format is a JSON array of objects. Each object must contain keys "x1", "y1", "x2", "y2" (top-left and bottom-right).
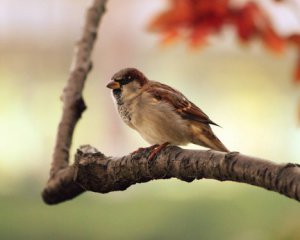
[
  {"x1": 148, "y1": 142, "x2": 169, "y2": 161},
  {"x1": 131, "y1": 144, "x2": 159, "y2": 156}
]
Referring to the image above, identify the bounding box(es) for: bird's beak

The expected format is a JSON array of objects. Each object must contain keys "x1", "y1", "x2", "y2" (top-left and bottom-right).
[{"x1": 106, "y1": 81, "x2": 121, "y2": 89}]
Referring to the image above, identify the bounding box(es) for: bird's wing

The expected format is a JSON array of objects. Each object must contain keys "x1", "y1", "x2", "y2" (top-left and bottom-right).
[{"x1": 145, "y1": 82, "x2": 220, "y2": 126}]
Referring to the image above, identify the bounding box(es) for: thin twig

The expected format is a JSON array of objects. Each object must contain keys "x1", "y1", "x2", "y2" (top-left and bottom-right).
[{"x1": 50, "y1": 0, "x2": 107, "y2": 177}]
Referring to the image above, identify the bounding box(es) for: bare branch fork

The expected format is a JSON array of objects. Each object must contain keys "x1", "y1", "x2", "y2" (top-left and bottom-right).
[
  {"x1": 42, "y1": 0, "x2": 300, "y2": 205},
  {"x1": 42, "y1": 0, "x2": 108, "y2": 204}
]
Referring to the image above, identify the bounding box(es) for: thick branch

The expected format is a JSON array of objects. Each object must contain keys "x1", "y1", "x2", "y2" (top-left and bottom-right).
[
  {"x1": 42, "y1": 145, "x2": 300, "y2": 205},
  {"x1": 51, "y1": 0, "x2": 107, "y2": 176}
]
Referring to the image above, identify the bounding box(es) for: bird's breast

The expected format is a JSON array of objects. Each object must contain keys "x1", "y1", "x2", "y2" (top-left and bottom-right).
[
  {"x1": 117, "y1": 103, "x2": 134, "y2": 128},
  {"x1": 129, "y1": 98, "x2": 191, "y2": 145}
]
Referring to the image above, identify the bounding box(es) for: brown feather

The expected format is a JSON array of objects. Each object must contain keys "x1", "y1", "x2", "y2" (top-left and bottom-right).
[
  {"x1": 192, "y1": 123, "x2": 229, "y2": 152},
  {"x1": 145, "y1": 81, "x2": 220, "y2": 126}
]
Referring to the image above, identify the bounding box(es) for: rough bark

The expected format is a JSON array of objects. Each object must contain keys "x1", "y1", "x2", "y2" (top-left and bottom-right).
[{"x1": 42, "y1": 145, "x2": 300, "y2": 205}]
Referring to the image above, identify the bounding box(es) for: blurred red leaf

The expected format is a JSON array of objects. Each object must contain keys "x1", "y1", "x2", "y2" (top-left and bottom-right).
[
  {"x1": 233, "y1": 2, "x2": 257, "y2": 42},
  {"x1": 161, "y1": 30, "x2": 179, "y2": 46},
  {"x1": 149, "y1": 0, "x2": 300, "y2": 83},
  {"x1": 289, "y1": 35, "x2": 300, "y2": 45},
  {"x1": 189, "y1": 23, "x2": 211, "y2": 48},
  {"x1": 261, "y1": 26, "x2": 285, "y2": 53},
  {"x1": 149, "y1": 0, "x2": 193, "y2": 33}
]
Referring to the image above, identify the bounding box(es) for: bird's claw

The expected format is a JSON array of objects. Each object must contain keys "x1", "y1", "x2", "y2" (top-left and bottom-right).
[
  {"x1": 131, "y1": 144, "x2": 159, "y2": 156},
  {"x1": 148, "y1": 142, "x2": 169, "y2": 161}
]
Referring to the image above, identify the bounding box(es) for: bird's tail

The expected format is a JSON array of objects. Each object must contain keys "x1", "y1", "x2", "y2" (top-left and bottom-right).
[{"x1": 192, "y1": 124, "x2": 229, "y2": 152}]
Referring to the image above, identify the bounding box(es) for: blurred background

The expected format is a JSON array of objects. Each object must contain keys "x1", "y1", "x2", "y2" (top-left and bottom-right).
[{"x1": 0, "y1": 0, "x2": 300, "y2": 239}]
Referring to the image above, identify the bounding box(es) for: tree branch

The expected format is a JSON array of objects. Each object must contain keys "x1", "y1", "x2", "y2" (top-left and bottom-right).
[
  {"x1": 51, "y1": 0, "x2": 107, "y2": 176},
  {"x1": 43, "y1": 145, "x2": 300, "y2": 205},
  {"x1": 43, "y1": 0, "x2": 108, "y2": 201}
]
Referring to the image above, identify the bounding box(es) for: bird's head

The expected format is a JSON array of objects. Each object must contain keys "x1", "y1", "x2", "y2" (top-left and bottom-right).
[{"x1": 107, "y1": 68, "x2": 148, "y2": 103}]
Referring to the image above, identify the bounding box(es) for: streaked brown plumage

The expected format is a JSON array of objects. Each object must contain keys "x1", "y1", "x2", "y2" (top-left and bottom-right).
[{"x1": 107, "y1": 68, "x2": 229, "y2": 152}]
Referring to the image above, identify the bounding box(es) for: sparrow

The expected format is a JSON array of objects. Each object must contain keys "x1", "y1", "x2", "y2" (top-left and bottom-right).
[{"x1": 106, "y1": 68, "x2": 229, "y2": 157}]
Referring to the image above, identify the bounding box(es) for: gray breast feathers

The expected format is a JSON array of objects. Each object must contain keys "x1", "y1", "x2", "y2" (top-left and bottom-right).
[{"x1": 117, "y1": 103, "x2": 133, "y2": 127}]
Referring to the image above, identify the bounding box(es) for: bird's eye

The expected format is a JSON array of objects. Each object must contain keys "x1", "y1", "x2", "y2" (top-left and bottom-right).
[{"x1": 117, "y1": 75, "x2": 133, "y2": 85}]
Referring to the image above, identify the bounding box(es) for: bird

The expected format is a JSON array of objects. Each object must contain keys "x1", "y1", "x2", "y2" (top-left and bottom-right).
[{"x1": 106, "y1": 68, "x2": 229, "y2": 158}]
